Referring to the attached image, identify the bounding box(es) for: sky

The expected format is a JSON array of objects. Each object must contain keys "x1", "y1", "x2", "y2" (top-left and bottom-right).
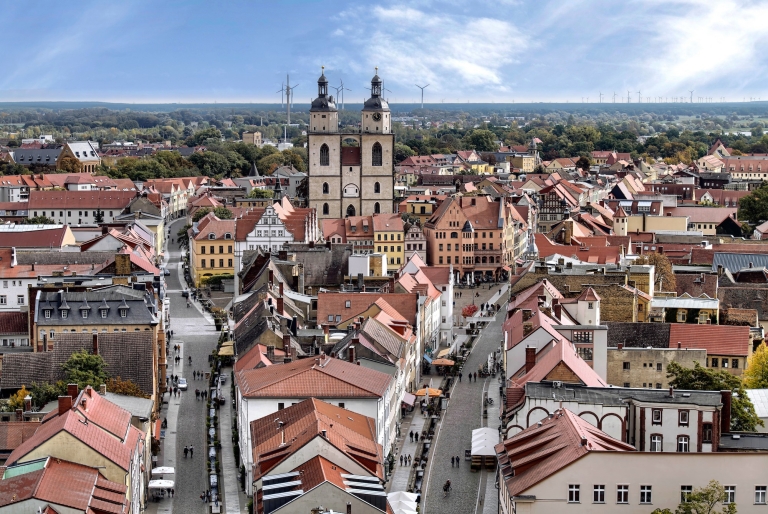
[{"x1": 2, "y1": 0, "x2": 768, "y2": 104}]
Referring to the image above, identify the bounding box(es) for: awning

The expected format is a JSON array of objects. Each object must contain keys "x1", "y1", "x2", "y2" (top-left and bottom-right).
[
  {"x1": 221, "y1": 340, "x2": 234, "y2": 347},
  {"x1": 432, "y1": 358, "x2": 455, "y2": 366},
  {"x1": 471, "y1": 427, "x2": 499, "y2": 457},
  {"x1": 154, "y1": 419, "x2": 162, "y2": 441},
  {"x1": 502, "y1": 265, "x2": 511, "y2": 271},
  {"x1": 148, "y1": 480, "x2": 175, "y2": 489},
  {"x1": 414, "y1": 387, "x2": 443, "y2": 397},
  {"x1": 402, "y1": 392, "x2": 416, "y2": 406},
  {"x1": 218, "y1": 346, "x2": 234, "y2": 356},
  {"x1": 436, "y1": 348, "x2": 451, "y2": 358},
  {"x1": 423, "y1": 354, "x2": 432, "y2": 364},
  {"x1": 151, "y1": 467, "x2": 175, "y2": 475}
]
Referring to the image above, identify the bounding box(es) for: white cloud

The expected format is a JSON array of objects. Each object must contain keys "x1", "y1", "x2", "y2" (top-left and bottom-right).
[{"x1": 334, "y1": 4, "x2": 527, "y2": 100}]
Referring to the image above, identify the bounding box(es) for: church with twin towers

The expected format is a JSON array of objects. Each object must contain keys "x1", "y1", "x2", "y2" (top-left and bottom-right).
[{"x1": 307, "y1": 67, "x2": 395, "y2": 220}]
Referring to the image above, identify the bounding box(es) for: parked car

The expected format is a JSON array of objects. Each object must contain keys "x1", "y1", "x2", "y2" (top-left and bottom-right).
[{"x1": 178, "y1": 378, "x2": 188, "y2": 391}]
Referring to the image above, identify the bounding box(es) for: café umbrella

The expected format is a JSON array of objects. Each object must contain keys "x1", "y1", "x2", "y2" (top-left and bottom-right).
[
  {"x1": 414, "y1": 387, "x2": 443, "y2": 397},
  {"x1": 151, "y1": 467, "x2": 175, "y2": 475},
  {"x1": 148, "y1": 479, "x2": 175, "y2": 489},
  {"x1": 431, "y1": 358, "x2": 455, "y2": 366}
]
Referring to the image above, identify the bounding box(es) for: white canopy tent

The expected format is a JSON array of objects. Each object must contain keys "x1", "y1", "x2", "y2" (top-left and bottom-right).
[
  {"x1": 471, "y1": 427, "x2": 498, "y2": 457},
  {"x1": 148, "y1": 479, "x2": 175, "y2": 489},
  {"x1": 151, "y1": 467, "x2": 175, "y2": 475},
  {"x1": 387, "y1": 491, "x2": 418, "y2": 514}
]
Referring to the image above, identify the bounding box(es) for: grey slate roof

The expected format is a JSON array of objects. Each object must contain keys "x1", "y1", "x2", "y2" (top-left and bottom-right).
[
  {"x1": 717, "y1": 432, "x2": 768, "y2": 450},
  {"x1": 606, "y1": 322, "x2": 670, "y2": 348},
  {"x1": 525, "y1": 382, "x2": 723, "y2": 407},
  {"x1": 712, "y1": 253, "x2": 768, "y2": 273},
  {"x1": 11, "y1": 148, "x2": 61, "y2": 165},
  {"x1": 16, "y1": 251, "x2": 115, "y2": 266},
  {"x1": 36, "y1": 287, "x2": 157, "y2": 327}
]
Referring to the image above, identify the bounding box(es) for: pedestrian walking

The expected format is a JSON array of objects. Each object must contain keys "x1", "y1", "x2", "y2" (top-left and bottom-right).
[
  {"x1": 166, "y1": 488, "x2": 171, "y2": 498},
  {"x1": 459, "y1": 372, "x2": 463, "y2": 382},
  {"x1": 456, "y1": 455, "x2": 460, "y2": 467},
  {"x1": 451, "y1": 456, "x2": 455, "y2": 467},
  {"x1": 409, "y1": 430, "x2": 413, "y2": 442},
  {"x1": 408, "y1": 454, "x2": 412, "y2": 465},
  {"x1": 415, "y1": 432, "x2": 419, "y2": 442},
  {"x1": 195, "y1": 389, "x2": 200, "y2": 400},
  {"x1": 190, "y1": 445, "x2": 194, "y2": 457},
  {"x1": 171, "y1": 488, "x2": 174, "y2": 497},
  {"x1": 459, "y1": 291, "x2": 462, "y2": 298},
  {"x1": 184, "y1": 446, "x2": 188, "y2": 458},
  {"x1": 400, "y1": 455, "x2": 404, "y2": 466}
]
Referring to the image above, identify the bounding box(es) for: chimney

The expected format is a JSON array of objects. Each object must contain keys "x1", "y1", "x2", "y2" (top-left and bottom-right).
[
  {"x1": 67, "y1": 383, "x2": 78, "y2": 399},
  {"x1": 321, "y1": 429, "x2": 327, "y2": 437},
  {"x1": 114, "y1": 254, "x2": 131, "y2": 276},
  {"x1": 357, "y1": 273, "x2": 364, "y2": 290},
  {"x1": 717, "y1": 264, "x2": 724, "y2": 276},
  {"x1": 525, "y1": 346, "x2": 536, "y2": 373},
  {"x1": 92, "y1": 334, "x2": 98, "y2": 355},
  {"x1": 23, "y1": 395, "x2": 32, "y2": 413},
  {"x1": 309, "y1": 240, "x2": 315, "y2": 249},
  {"x1": 669, "y1": 387, "x2": 674, "y2": 398},
  {"x1": 349, "y1": 344, "x2": 356, "y2": 363},
  {"x1": 99, "y1": 384, "x2": 107, "y2": 395},
  {"x1": 282, "y1": 333, "x2": 291, "y2": 354},
  {"x1": 347, "y1": 503, "x2": 352, "y2": 514},
  {"x1": 617, "y1": 343, "x2": 623, "y2": 350},
  {"x1": 58, "y1": 395, "x2": 73, "y2": 416},
  {"x1": 266, "y1": 345, "x2": 275, "y2": 362},
  {"x1": 677, "y1": 342, "x2": 681, "y2": 349},
  {"x1": 279, "y1": 281, "x2": 284, "y2": 297},
  {"x1": 15, "y1": 409, "x2": 22, "y2": 421},
  {"x1": 278, "y1": 250, "x2": 288, "y2": 260},
  {"x1": 276, "y1": 296, "x2": 283, "y2": 314},
  {"x1": 658, "y1": 246, "x2": 664, "y2": 255},
  {"x1": 268, "y1": 269, "x2": 274, "y2": 287},
  {"x1": 721, "y1": 390, "x2": 732, "y2": 433},
  {"x1": 323, "y1": 325, "x2": 329, "y2": 336},
  {"x1": 85, "y1": 385, "x2": 93, "y2": 397}
]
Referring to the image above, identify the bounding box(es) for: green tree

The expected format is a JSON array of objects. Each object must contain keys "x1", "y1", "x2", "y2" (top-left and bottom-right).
[
  {"x1": 464, "y1": 129, "x2": 497, "y2": 152},
  {"x1": 25, "y1": 216, "x2": 56, "y2": 225},
  {"x1": 247, "y1": 188, "x2": 274, "y2": 199},
  {"x1": 667, "y1": 361, "x2": 762, "y2": 432},
  {"x1": 634, "y1": 253, "x2": 676, "y2": 292},
  {"x1": 106, "y1": 377, "x2": 149, "y2": 399},
  {"x1": 94, "y1": 208, "x2": 104, "y2": 223},
  {"x1": 4, "y1": 385, "x2": 30, "y2": 412},
  {"x1": 189, "y1": 151, "x2": 232, "y2": 177},
  {"x1": 394, "y1": 143, "x2": 416, "y2": 162},
  {"x1": 177, "y1": 224, "x2": 191, "y2": 249},
  {"x1": 576, "y1": 156, "x2": 591, "y2": 172},
  {"x1": 62, "y1": 350, "x2": 109, "y2": 390},
  {"x1": 186, "y1": 127, "x2": 222, "y2": 146},
  {"x1": 744, "y1": 342, "x2": 768, "y2": 389},
  {"x1": 29, "y1": 381, "x2": 66, "y2": 409},
  {"x1": 739, "y1": 182, "x2": 768, "y2": 223},
  {"x1": 213, "y1": 207, "x2": 233, "y2": 219},
  {"x1": 675, "y1": 480, "x2": 737, "y2": 514},
  {"x1": 192, "y1": 208, "x2": 212, "y2": 222},
  {"x1": 58, "y1": 156, "x2": 83, "y2": 173}
]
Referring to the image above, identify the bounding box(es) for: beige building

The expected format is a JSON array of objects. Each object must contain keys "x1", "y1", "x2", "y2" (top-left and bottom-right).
[
  {"x1": 607, "y1": 346, "x2": 707, "y2": 389},
  {"x1": 498, "y1": 408, "x2": 768, "y2": 514},
  {"x1": 308, "y1": 69, "x2": 394, "y2": 220},
  {"x1": 242, "y1": 131, "x2": 263, "y2": 146},
  {"x1": 507, "y1": 155, "x2": 535, "y2": 172}
]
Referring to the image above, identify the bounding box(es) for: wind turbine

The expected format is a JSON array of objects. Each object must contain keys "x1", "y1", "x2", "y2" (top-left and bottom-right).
[
  {"x1": 613, "y1": 92, "x2": 617, "y2": 103},
  {"x1": 279, "y1": 75, "x2": 298, "y2": 126},
  {"x1": 637, "y1": 90, "x2": 641, "y2": 103},
  {"x1": 415, "y1": 84, "x2": 430, "y2": 109},
  {"x1": 599, "y1": 92, "x2": 604, "y2": 103},
  {"x1": 338, "y1": 80, "x2": 351, "y2": 110},
  {"x1": 277, "y1": 83, "x2": 285, "y2": 108},
  {"x1": 689, "y1": 90, "x2": 694, "y2": 103},
  {"x1": 627, "y1": 90, "x2": 631, "y2": 103}
]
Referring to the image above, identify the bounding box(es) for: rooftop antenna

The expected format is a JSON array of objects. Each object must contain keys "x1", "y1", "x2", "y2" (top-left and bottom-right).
[
  {"x1": 415, "y1": 84, "x2": 430, "y2": 109},
  {"x1": 689, "y1": 90, "x2": 694, "y2": 103}
]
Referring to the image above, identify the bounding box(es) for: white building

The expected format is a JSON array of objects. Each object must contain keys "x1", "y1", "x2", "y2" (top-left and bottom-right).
[{"x1": 235, "y1": 355, "x2": 393, "y2": 495}]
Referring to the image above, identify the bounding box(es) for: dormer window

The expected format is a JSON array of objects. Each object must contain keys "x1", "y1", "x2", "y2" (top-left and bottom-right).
[
  {"x1": 208, "y1": 233, "x2": 216, "y2": 240},
  {"x1": 62, "y1": 310, "x2": 67, "y2": 319},
  {"x1": 224, "y1": 233, "x2": 232, "y2": 239},
  {"x1": 44, "y1": 309, "x2": 51, "y2": 319},
  {"x1": 120, "y1": 309, "x2": 127, "y2": 318},
  {"x1": 100, "y1": 309, "x2": 107, "y2": 318},
  {"x1": 82, "y1": 310, "x2": 88, "y2": 319}
]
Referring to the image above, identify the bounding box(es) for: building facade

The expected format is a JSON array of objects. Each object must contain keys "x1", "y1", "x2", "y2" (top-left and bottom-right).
[{"x1": 308, "y1": 69, "x2": 394, "y2": 220}]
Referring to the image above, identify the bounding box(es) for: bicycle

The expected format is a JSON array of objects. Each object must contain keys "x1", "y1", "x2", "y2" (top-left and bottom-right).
[{"x1": 443, "y1": 480, "x2": 452, "y2": 497}]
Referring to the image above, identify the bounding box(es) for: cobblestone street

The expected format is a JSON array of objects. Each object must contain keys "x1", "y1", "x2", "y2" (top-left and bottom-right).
[{"x1": 421, "y1": 286, "x2": 506, "y2": 514}]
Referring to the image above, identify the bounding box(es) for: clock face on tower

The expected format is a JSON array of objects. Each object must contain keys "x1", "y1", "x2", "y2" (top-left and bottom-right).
[{"x1": 372, "y1": 112, "x2": 382, "y2": 122}]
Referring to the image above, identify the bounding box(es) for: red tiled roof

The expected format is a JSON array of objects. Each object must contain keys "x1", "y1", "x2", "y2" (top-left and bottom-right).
[
  {"x1": 534, "y1": 233, "x2": 621, "y2": 264},
  {"x1": 237, "y1": 355, "x2": 391, "y2": 399},
  {"x1": 0, "y1": 227, "x2": 70, "y2": 249},
  {"x1": 665, "y1": 206, "x2": 738, "y2": 224},
  {"x1": 495, "y1": 409, "x2": 634, "y2": 497},
  {"x1": 27, "y1": 190, "x2": 136, "y2": 209},
  {"x1": 292, "y1": 454, "x2": 350, "y2": 491},
  {"x1": 0, "y1": 312, "x2": 28, "y2": 335},
  {"x1": 0, "y1": 421, "x2": 39, "y2": 452},
  {"x1": 234, "y1": 343, "x2": 285, "y2": 373},
  {"x1": 576, "y1": 287, "x2": 601, "y2": 302},
  {"x1": 317, "y1": 292, "x2": 418, "y2": 326},
  {"x1": 193, "y1": 213, "x2": 235, "y2": 240},
  {"x1": 669, "y1": 324, "x2": 750, "y2": 356},
  {"x1": 0, "y1": 458, "x2": 128, "y2": 513},
  {"x1": 372, "y1": 213, "x2": 403, "y2": 232},
  {"x1": 511, "y1": 339, "x2": 607, "y2": 387},
  {"x1": 251, "y1": 398, "x2": 383, "y2": 482}
]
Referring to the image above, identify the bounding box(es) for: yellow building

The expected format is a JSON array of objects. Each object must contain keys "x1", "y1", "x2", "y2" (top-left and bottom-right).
[
  {"x1": 189, "y1": 212, "x2": 236, "y2": 287},
  {"x1": 507, "y1": 155, "x2": 535, "y2": 172},
  {"x1": 373, "y1": 213, "x2": 405, "y2": 269},
  {"x1": 398, "y1": 195, "x2": 446, "y2": 226}
]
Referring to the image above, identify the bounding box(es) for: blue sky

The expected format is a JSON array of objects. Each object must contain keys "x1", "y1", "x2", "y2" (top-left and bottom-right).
[{"x1": 2, "y1": 0, "x2": 768, "y2": 103}]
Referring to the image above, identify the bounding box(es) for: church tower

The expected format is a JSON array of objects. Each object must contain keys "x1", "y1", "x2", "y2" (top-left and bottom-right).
[{"x1": 308, "y1": 67, "x2": 394, "y2": 221}]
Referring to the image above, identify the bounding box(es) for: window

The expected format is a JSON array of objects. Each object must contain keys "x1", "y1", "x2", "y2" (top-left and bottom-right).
[
  {"x1": 623, "y1": 362, "x2": 630, "y2": 371},
  {"x1": 650, "y1": 434, "x2": 662, "y2": 452},
  {"x1": 0, "y1": 296, "x2": 5, "y2": 305},
  {"x1": 323, "y1": 182, "x2": 329, "y2": 194},
  {"x1": 61, "y1": 310, "x2": 67, "y2": 319},
  {"x1": 374, "y1": 202, "x2": 380, "y2": 214},
  {"x1": 593, "y1": 485, "x2": 605, "y2": 503},
  {"x1": 711, "y1": 357, "x2": 718, "y2": 367},
  {"x1": 677, "y1": 311, "x2": 687, "y2": 322},
  {"x1": 372, "y1": 142, "x2": 382, "y2": 166},
  {"x1": 677, "y1": 435, "x2": 690, "y2": 452},
  {"x1": 724, "y1": 486, "x2": 735, "y2": 504},
  {"x1": 101, "y1": 309, "x2": 107, "y2": 318},
  {"x1": 588, "y1": 302, "x2": 594, "y2": 309},
  {"x1": 577, "y1": 347, "x2": 593, "y2": 361},
  {"x1": 568, "y1": 485, "x2": 580, "y2": 503},
  {"x1": 201, "y1": 246, "x2": 205, "y2": 254},
  {"x1": 82, "y1": 310, "x2": 88, "y2": 319},
  {"x1": 374, "y1": 182, "x2": 381, "y2": 193},
  {"x1": 228, "y1": 259, "x2": 233, "y2": 267},
  {"x1": 49, "y1": 330, "x2": 55, "y2": 339},
  {"x1": 640, "y1": 486, "x2": 652, "y2": 504},
  {"x1": 323, "y1": 203, "x2": 329, "y2": 215},
  {"x1": 17, "y1": 295, "x2": 24, "y2": 305},
  {"x1": 679, "y1": 410, "x2": 689, "y2": 426},
  {"x1": 656, "y1": 362, "x2": 662, "y2": 371},
  {"x1": 573, "y1": 331, "x2": 593, "y2": 343},
  {"x1": 338, "y1": 402, "x2": 345, "y2": 409},
  {"x1": 756, "y1": 486, "x2": 766, "y2": 504},
  {"x1": 681, "y1": 486, "x2": 693, "y2": 503},
  {"x1": 732, "y1": 359, "x2": 739, "y2": 369},
  {"x1": 201, "y1": 259, "x2": 206, "y2": 268},
  {"x1": 723, "y1": 359, "x2": 729, "y2": 368},
  {"x1": 219, "y1": 245, "x2": 224, "y2": 254},
  {"x1": 703, "y1": 423, "x2": 713, "y2": 443},
  {"x1": 277, "y1": 403, "x2": 285, "y2": 410},
  {"x1": 617, "y1": 485, "x2": 629, "y2": 504},
  {"x1": 120, "y1": 309, "x2": 127, "y2": 318},
  {"x1": 1, "y1": 281, "x2": 5, "y2": 288},
  {"x1": 320, "y1": 144, "x2": 330, "y2": 166},
  {"x1": 219, "y1": 259, "x2": 224, "y2": 268},
  {"x1": 652, "y1": 409, "x2": 662, "y2": 424}
]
